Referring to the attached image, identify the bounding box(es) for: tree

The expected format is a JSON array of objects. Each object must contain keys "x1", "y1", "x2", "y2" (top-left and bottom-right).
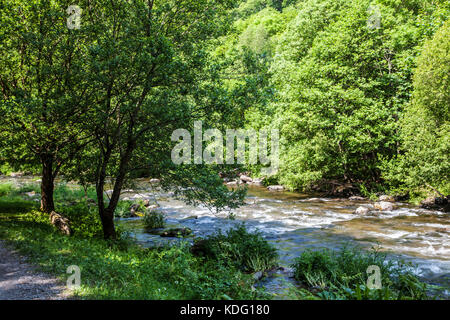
[
  {"x1": 0, "y1": 0, "x2": 94, "y2": 212},
  {"x1": 63, "y1": 0, "x2": 245, "y2": 239},
  {"x1": 265, "y1": 0, "x2": 437, "y2": 190},
  {"x1": 393, "y1": 21, "x2": 450, "y2": 194}
]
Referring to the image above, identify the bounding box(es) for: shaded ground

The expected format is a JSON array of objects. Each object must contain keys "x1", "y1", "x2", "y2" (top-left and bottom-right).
[{"x1": 0, "y1": 241, "x2": 72, "y2": 300}]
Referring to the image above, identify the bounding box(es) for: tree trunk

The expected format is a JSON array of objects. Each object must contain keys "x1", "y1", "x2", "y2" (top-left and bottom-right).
[
  {"x1": 100, "y1": 208, "x2": 116, "y2": 239},
  {"x1": 96, "y1": 180, "x2": 117, "y2": 240},
  {"x1": 99, "y1": 140, "x2": 134, "y2": 240},
  {"x1": 40, "y1": 155, "x2": 55, "y2": 213}
]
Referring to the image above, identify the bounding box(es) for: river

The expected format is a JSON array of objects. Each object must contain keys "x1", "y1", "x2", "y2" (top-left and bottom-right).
[
  {"x1": 3, "y1": 175, "x2": 449, "y2": 298},
  {"x1": 117, "y1": 180, "x2": 450, "y2": 298}
]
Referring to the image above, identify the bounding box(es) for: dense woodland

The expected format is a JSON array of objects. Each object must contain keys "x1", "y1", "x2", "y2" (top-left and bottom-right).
[
  {"x1": 216, "y1": 0, "x2": 449, "y2": 195},
  {"x1": 0, "y1": 0, "x2": 448, "y2": 301}
]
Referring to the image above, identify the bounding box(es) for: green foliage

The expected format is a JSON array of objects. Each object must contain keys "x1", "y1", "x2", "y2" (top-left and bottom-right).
[
  {"x1": 114, "y1": 200, "x2": 135, "y2": 218},
  {"x1": 143, "y1": 210, "x2": 166, "y2": 229},
  {"x1": 292, "y1": 246, "x2": 430, "y2": 300},
  {"x1": 165, "y1": 165, "x2": 247, "y2": 213},
  {"x1": 0, "y1": 182, "x2": 13, "y2": 197},
  {"x1": 59, "y1": 204, "x2": 103, "y2": 238},
  {"x1": 0, "y1": 183, "x2": 40, "y2": 213},
  {"x1": 268, "y1": 0, "x2": 430, "y2": 189},
  {"x1": 385, "y1": 21, "x2": 450, "y2": 195},
  {"x1": 195, "y1": 224, "x2": 278, "y2": 272},
  {"x1": 0, "y1": 0, "x2": 95, "y2": 213},
  {"x1": 224, "y1": 0, "x2": 448, "y2": 196}
]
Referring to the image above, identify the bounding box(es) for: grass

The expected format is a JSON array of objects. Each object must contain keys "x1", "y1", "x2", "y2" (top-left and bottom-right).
[
  {"x1": 0, "y1": 182, "x2": 14, "y2": 196},
  {"x1": 291, "y1": 246, "x2": 435, "y2": 300}
]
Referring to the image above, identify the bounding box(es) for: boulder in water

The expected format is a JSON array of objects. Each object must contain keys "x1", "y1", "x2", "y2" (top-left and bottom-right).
[
  {"x1": 378, "y1": 195, "x2": 395, "y2": 202},
  {"x1": 421, "y1": 196, "x2": 450, "y2": 212},
  {"x1": 354, "y1": 206, "x2": 370, "y2": 215},
  {"x1": 374, "y1": 201, "x2": 394, "y2": 211},
  {"x1": 240, "y1": 175, "x2": 253, "y2": 183}
]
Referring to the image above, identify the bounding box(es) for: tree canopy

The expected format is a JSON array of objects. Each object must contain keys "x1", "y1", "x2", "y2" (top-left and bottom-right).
[{"x1": 0, "y1": 0, "x2": 449, "y2": 238}]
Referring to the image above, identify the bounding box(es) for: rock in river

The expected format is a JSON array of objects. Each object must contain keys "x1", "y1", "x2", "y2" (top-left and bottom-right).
[
  {"x1": 354, "y1": 206, "x2": 370, "y2": 215},
  {"x1": 374, "y1": 201, "x2": 394, "y2": 211},
  {"x1": 378, "y1": 195, "x2": 395, "y2": 202},
  {"x1": 240, "y1": 175, "x2": 253, "y2": 183},
  {"x1": 421, "y1": 196, "x2": 450, "y2": 212},
  {"x1": 349, "y1": 196, "x2": 365, "y2": 201}
]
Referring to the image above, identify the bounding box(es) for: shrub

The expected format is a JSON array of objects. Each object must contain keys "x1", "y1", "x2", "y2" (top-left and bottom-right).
[
  {"x1": 114, "y1": 200, "x2": 135, "y2": 218},
  {"x1": 0, "y1": 182, "x2": 13, "y2": 196},
  {"x1": 57, "y1": 203, "x2": 103, "y2": 238},
  {"x1": 193, "y1": 224, "x2": 278, "y2": 273},
  {"x1": 143, "y1": 210, "x2": 165, "y2": 229},
  {"x1": 292, "y1": 246, "x2": 430, "y2": 300}
]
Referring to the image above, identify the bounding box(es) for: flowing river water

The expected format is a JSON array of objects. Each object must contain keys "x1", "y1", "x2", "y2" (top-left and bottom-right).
[{"x1": 116, "y1": 180, "x2": 450, "y2": 298}]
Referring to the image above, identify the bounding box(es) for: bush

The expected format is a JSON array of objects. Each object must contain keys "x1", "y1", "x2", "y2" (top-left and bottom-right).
[
  {"x1": 114, "y1": 200, "x2": 135, "y2": 218},
  {"x1": 58, "y1": 203, "x2": 103, "y2": 238},
  {"x1": 0, "y1": 182, "x2": 13, "y2": 196},
  {"x1": 292, "y1": 246, "x2": 430, "y2": 300},
  {"x1": 193, "y1": 224, "x2": 278, "y2": 273},
  {"x1": 143, "y1": 210, "x2": 165, "y2": 229}
]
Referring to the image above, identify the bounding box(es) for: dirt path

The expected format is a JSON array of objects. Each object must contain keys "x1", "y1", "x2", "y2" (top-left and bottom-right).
[{"x1": 0, "y1": 241, "x2": 72, "y2": 300}]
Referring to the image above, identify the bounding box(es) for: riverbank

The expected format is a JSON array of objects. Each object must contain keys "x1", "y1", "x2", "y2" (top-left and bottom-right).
[
  {"x1": 0, "y1": 210, "x2": 263, "y2": 300},
  {"x1": 0, "y1": 178, "x2": 448, "y2": 299}
]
